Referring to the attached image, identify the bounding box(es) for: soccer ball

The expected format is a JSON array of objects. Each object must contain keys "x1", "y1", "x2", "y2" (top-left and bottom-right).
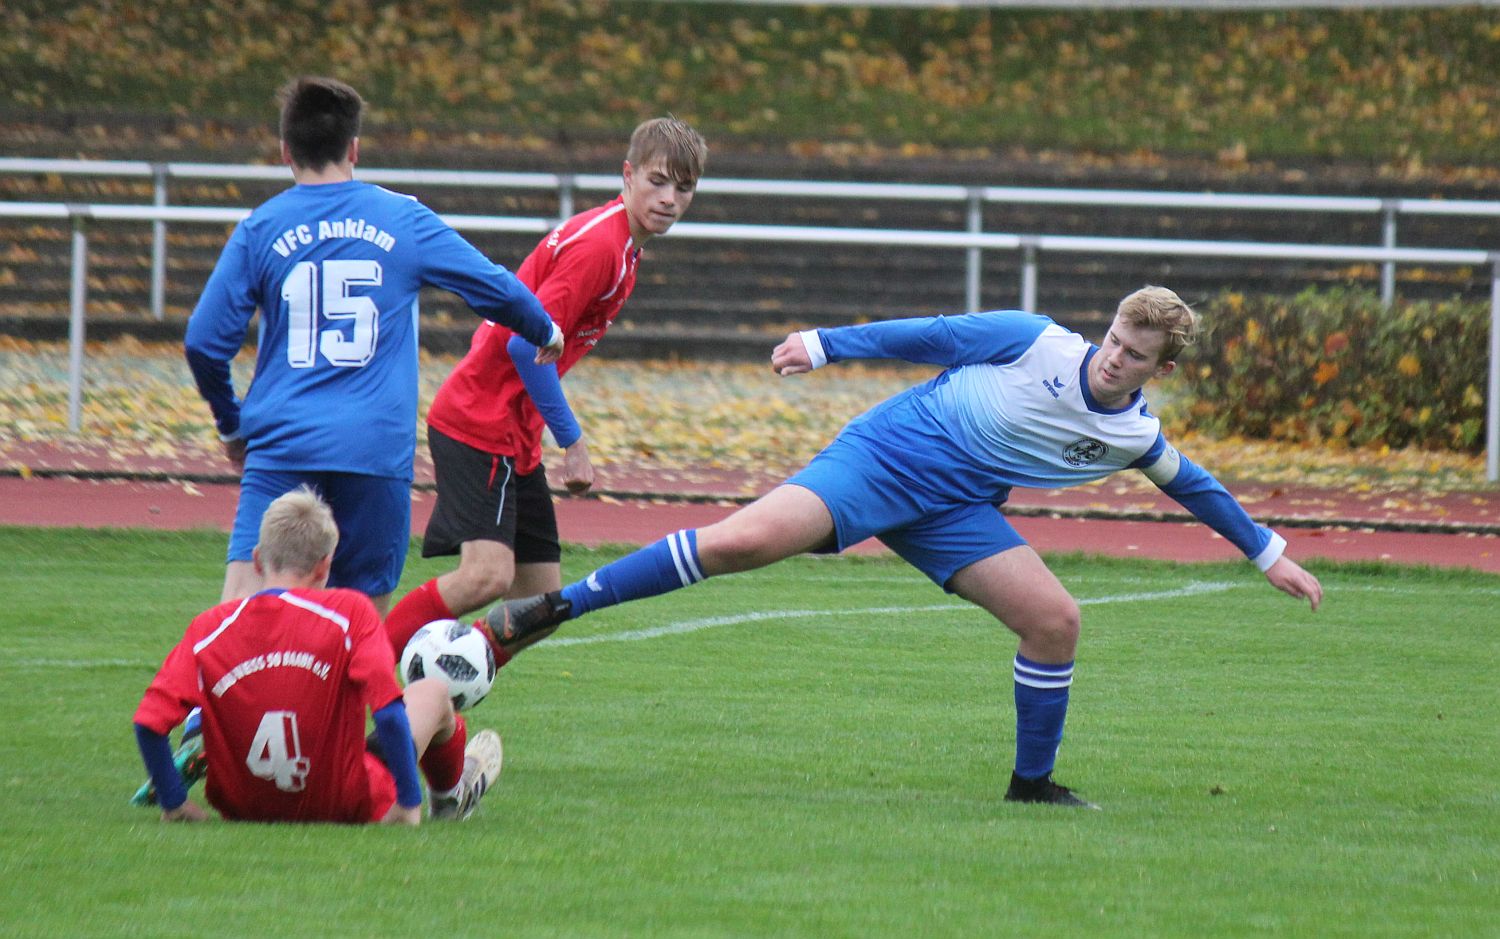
[{"x1": 399, "y1": 619, "x2": 497, "y2": 712}]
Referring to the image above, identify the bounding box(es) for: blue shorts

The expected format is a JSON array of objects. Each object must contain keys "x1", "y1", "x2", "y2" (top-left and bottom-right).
[
  {"x1": 786, "y1": 438, "x2": 1027, "y2": 590},
  {"x1": 229, "y1": 469, "x2": 411, "y2": 596}
]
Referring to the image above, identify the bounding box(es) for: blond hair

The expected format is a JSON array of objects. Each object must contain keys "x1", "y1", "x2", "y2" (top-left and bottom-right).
[
  {"x1": 626, "y1": 116, "x2": 708, "y2": 189},
  {"x1": 256, "y1": 486, "x2": 338, "y2": 575},
  {"x1": 1116, "y1": 286, "x2": 1200, "y2": 363}
]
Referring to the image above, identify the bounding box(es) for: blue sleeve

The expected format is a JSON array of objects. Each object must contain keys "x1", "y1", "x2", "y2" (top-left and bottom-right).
[
  {"x1": 1136, "y1": 441, "x2": 1274, "y2": 560},
  {"x1": 183, "y1": 224, "x2": 258, "y2": 438},
  {"x1": 135, "y1": 722, "x2": 188, "y2": 810},
  {"x1": 185, "y1": 349, "x2": 241, "y2": 439},
  {"x1": 506, "y1": 334, "x2": 582, "y2": 448},
  {"x1": 373, "y1": 700, "x2": 423, "y2": 809},
  {"x1": 818, "y1": 311, "x2": 1051, "y2": 369},
  {"x1": 410, "y1": 206, "x2": 555, "y2": 349}
]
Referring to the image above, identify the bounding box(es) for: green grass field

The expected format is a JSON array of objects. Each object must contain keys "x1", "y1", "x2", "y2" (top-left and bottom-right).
[{"x1": 1, "y1": 527, "x2": 1495, "y2": 937}]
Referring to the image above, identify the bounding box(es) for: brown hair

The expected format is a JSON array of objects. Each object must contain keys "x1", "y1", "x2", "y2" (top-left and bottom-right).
[
  {"x1": 1115, "y1": 286, "x2": 1200, "y2": 363},
  {"x1": 626, "y1": 116, "x2": 708, "y2": 188},
  {"x1": 277, "y1": 76, "x2": 364, "y2": 171}
]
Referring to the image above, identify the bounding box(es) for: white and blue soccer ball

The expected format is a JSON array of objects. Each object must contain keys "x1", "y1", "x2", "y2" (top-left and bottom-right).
[{"x1": 399, "y1": 619, "x2": 497, "y2": 712}]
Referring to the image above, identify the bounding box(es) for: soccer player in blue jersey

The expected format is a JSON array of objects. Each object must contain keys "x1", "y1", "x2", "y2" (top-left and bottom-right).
[
  {"x1": 478, "y1": 286, "x2": 1324, "y2": 808},
  {"x1": 185, "y1": 76, "x2": 564, "y2": 614}
]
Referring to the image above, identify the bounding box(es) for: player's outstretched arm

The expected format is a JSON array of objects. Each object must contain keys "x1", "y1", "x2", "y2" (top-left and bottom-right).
[
  {"x1": 1264, "y1": 555, "x2": 1323, "y2": 611},
  {"x1": 772, "y1": 332, "x2": 813, "y2": 376}
]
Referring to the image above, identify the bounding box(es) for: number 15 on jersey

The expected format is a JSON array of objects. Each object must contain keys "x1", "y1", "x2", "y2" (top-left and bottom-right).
[{"x1": 282, "y1": 259, "x2": 384, "y2": 368}]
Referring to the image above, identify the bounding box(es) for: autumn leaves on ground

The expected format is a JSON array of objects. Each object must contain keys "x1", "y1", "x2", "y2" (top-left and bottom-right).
[{"x1": 0, "y1": 337, "x2": 1486, "y2": 496}]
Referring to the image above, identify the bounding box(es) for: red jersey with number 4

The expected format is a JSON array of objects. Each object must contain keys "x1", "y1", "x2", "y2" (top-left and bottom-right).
[
  {"x1": 426, "y1": 196, "x2": 639, "y2": 474},
  {"x1": 133, "y1": 587, "x2": 403, "y2": 823}
]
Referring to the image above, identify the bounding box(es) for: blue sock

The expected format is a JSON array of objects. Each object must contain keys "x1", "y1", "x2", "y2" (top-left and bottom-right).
[
  {"x1": 1013, "y1": 654, "x2": 1073, "y2": 780},
  {"x1": 561, "y1": 529, "x2": 707, "y2": 618}
]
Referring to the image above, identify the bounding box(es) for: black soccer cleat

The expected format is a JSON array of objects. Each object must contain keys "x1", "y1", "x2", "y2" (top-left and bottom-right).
[
  {"x1": 482, "y1": 591, "x2": 572, "y2": 652},
  {"x1": 1004, "y1": 771, "x2": 1101, "y2": 810}
]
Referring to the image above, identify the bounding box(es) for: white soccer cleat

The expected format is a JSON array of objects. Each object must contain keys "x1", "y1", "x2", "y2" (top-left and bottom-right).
[{"x1": 429, "y1": 729, "x2": 503, "y2": 821}]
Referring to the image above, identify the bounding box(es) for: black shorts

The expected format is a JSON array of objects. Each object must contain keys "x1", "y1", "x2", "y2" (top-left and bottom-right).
[{"x1": 421, "y1": 426, "x2": 560, "y2": 564}]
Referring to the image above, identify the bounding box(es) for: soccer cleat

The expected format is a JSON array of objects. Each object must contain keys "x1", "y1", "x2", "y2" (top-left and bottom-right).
[
  {"x1": 1004, "y1": 771, "x2": 1100, "y2": 810},
  {"x1": 130, "y1": 720, "x2": 208, "y2": 808},
  {"x1": 429, "y1": 729, "x2": 503, "y2": 821},
  {"x1": 481, "y1": 591, "x2": 572, "y2": 652}
]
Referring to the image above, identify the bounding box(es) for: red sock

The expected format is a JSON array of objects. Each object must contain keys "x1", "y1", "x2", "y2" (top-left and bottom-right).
[
  {"x1": 385, "y1": 579, "x2": 455, "y2": 654},
  {"x1": 421, "y1": 713, "x2": 467, "y2": 792},
  {"x1": 474, "y1": 619, "x2": 515, "y2": 671}
]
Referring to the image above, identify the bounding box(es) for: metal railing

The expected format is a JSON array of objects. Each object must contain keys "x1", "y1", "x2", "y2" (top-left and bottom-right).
[
  {"x1": 1, "y1": 198, "x2": 1497, "y2": 482},
  {"x1": 5, "y1": 156, "x2": 1500, "y2": 317}
]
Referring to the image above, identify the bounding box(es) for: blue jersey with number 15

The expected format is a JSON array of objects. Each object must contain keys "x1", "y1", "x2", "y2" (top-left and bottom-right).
[{"x1": 185, "y1": 179, "x2": 553, "y2": 481}]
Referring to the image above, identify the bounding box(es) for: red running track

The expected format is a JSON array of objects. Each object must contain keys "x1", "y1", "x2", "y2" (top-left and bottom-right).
[{"x1": 2, "y1": 475, "x2": 1497, "y2": 574}]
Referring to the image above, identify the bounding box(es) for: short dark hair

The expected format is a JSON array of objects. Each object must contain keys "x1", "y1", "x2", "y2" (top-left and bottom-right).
[{"x1": 277, "y1": 76, "x2": 364, "y2": 171}]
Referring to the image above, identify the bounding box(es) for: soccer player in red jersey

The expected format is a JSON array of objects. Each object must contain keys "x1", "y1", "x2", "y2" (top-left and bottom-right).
[
  {"x1": 134, "y1": 487, "x2": 500, "y2": 825},
  {"x1": 383, "y1": 117, "x2": 708, "y2": 663}
]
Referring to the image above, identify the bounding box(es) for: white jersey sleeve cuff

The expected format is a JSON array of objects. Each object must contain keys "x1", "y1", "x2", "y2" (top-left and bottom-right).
[
  {"x1": 1252, "y1": 531, "x2": 1287, "y2": 572},
  {"x1": 798, "y1": 330, "x2": 828, "y2": 370}
]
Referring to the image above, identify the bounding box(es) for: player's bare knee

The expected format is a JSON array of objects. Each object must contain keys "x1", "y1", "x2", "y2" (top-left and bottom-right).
[
  {"x1": 1007, "y1": 596, "x2": 1080, "y2": 651},
  {"x1": 1035, "y1": 598, "x2": 1081, "y2": 649},
  {"x1": 453, "y1": 558, "x2": 513, "y2": 606}
]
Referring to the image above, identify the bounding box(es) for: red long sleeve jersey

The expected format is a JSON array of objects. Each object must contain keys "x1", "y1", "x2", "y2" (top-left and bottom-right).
[
  {"x1": 426, "y1": 196, "x2": 639, "y2": 474},
  {"x1": 134, "y1": 587, "x2": 403, "y2": 823}
]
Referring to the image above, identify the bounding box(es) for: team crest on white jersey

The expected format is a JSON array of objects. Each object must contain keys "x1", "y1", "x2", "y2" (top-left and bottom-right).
[{"x1": 1063, "y1": 437, "x2": 1108, "y2": 467}]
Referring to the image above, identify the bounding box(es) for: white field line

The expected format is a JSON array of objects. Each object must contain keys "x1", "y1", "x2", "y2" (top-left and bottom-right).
[
  {"x1": 21, "y1": 579, "x2": 1495, "y2": 670},
  {"x1": 7, "y1": 585, "x2": 1220, "y2": 669},
  {"x1": 546, "y1": 580, "x2": 1240, "y2": 648},
  {"x1": 1335, "y1": 583, "x2": 1500, "y2": 596}
]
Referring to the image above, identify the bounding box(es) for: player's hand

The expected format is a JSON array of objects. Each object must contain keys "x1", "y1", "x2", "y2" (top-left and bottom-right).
[
  {"x1": 381, "y1": 803, "x2": 422, "y2": 827},
  {"x1": 222, "y1": 437, "x2": 246, "y2": 473},
  {"x1": 562, "y1": 437, "x2": 594, "y2": 494},
  {"x1": 772, "y1": 333, "x2": 812, "y2": 376},
  {"x1": 1265, "y1": 555, "x2": 1323, "y2": 611},
  {"x1": 161, "y1": 800, "x2": 209, "y2": 823},
  {"x1": 534, "y1": 321, "x2": 565, "y2": 366}
]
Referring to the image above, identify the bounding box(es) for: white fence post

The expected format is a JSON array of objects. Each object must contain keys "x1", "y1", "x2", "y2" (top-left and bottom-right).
[
  {"x1": 68, "y1": 209, "x2": 89, "y2": 433},
  {"x1": 1489, "y1": 257, "x2": 1500, "y2": 483},
  {"x1": 1381, "y1": 201, "x2": 1398, "y2": 307},
  {"x1": 558, "y1": 174, "x2": 575, "y2": 224},
  {"x1": 965, "y1": 188, "x2": 983, "y2": 311},
  {"x1": 151, "y1": 163, "x2": 168, "y2": 321},
  {"x1": 1020, "y1": 239, "x2": 1038, "y2": 312}
]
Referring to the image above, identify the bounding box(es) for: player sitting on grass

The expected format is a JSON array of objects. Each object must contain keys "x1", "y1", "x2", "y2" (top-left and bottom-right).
[
  {"x1": 133, "y1": 487, "x2": 501, "y2": 824},
  {"x1": 476, "y1": 286, "x2": 1324, "y2": 809}
]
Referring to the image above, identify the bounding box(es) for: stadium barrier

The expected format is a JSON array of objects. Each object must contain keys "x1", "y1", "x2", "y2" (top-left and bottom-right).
[
  {"x1": 0, "y1": 197, "x2": 1497, "y2": 483},
  {"x1": 4, "y1": 156, "x2": 1500, "y2": 318}
]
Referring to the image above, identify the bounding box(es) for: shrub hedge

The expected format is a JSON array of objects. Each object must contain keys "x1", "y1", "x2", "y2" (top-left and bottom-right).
[{"x1": 1180, "y1": 287, "x2": 1489, "y2": 453}]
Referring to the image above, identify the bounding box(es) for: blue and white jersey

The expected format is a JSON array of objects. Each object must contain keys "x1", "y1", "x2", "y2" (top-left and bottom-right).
[
  {"x1": 185, "y1": 179, "x2": 554, "y2": 481},
  {"x1": 804, "y1": 311, "x2": 1285, "y2": 570}
]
